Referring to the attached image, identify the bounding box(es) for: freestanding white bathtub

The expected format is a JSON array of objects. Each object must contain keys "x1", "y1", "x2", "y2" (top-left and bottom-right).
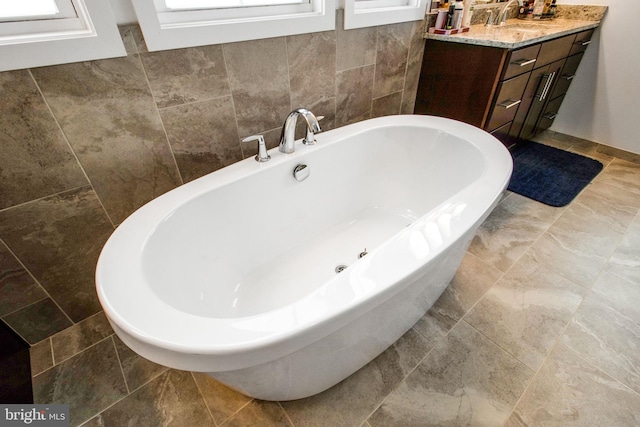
[{"x1": 96, "y1": 115, "x2": 512, "y2": 401}]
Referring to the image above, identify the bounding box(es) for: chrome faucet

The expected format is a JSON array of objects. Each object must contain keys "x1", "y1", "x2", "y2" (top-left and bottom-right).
[
  {"x1": 498, "y1": 0, "x2": 521, "y2": 26},
  {"x1": 279, "y1": 108, "x2": 322, "y2": 154}
]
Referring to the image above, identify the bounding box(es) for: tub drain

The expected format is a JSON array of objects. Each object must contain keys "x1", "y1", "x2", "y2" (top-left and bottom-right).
[{"x1": 335, "y1": 264, "x2": 348, "y2": 274}]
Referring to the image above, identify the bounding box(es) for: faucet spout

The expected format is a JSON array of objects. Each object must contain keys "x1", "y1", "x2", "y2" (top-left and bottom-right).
[
  {"x1": 279, "y1": 108, "x2": 321, "y2": 154},
  {"x1": 498, "y1": 0, "x2": 521, "y2": 25}
]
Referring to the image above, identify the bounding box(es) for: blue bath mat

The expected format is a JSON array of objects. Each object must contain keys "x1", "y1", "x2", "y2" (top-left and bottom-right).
[{"x1": 507, "y1": 142, "x2": 603, "y2": 207}]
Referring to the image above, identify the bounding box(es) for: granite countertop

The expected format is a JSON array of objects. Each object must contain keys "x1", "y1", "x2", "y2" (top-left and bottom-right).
[{"x1": 424, "y1": 5, "x2": 607, "y2": 50}]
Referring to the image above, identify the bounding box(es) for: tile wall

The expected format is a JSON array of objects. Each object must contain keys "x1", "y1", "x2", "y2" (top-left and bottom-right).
[{"x1": 0, "y1": 11, "x2": 426, "y2": 345}]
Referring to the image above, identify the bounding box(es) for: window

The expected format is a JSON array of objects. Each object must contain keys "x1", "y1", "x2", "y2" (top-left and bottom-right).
[
  {"x1": 0, "y1": 0, "x2": 126, "y2": 72},
  {"x1": 343, "y1": 0, "x2": 427, "y2": 29},
  {"x1": 133, "y1": 0, "x2": 336, "y2": 51},
  {"x1": 0, "y1": 1, "x2": 75, "y2": 21}
]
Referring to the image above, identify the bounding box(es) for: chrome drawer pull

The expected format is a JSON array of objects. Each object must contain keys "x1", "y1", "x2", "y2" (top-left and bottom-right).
[
  {"x1": 561, "y1": 74, "x2": 575, "y2": 81},
  {"x1": 511, "y1": 58, "x2": 537, "y2": 67},
  {"x1": 580, "y1": 40, "x2": 592, "y2": 46},
  {"x1": 498, "y1": 99, "x2": 522, "y2": 109},
  {"x1": 544, "y1": 112, "x2": 558, "y2": 120},
  {"x1": 538, "y1": 71, "x2": 556, "y2": 101}
]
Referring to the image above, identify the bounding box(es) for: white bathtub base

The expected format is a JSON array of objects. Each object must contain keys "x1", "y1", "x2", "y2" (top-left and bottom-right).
[{"x1": 209, "y1": 233, "x2": 473, "y2": 401}]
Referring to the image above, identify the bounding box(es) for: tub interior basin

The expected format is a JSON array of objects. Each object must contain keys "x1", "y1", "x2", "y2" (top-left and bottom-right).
[{"x1": 140, "y1": 126, "x2": 487, "y2": 320}]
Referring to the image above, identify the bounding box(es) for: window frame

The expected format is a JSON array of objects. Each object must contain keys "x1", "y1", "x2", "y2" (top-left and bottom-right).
[
  {"x1": 132, "y1": 0, "x2": 336, "y2": 52},
  {"x1": 0, "y1": 0, "x2": 126, "y2": 72},
  {"x1": 0, "y1": 0, "x2": 77, "y2": 22},
  {"x1": 343, "y1": 0, "x2": 427, "y2": 29}
]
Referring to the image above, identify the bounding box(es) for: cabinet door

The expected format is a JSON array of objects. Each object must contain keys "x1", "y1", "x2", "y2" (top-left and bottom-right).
[
  {"x1": 510, "y1": 66, "x2": 547, "y2": 140},
  {"x1": 515, "y1": 59, "x2": 565, "y2": 141}
]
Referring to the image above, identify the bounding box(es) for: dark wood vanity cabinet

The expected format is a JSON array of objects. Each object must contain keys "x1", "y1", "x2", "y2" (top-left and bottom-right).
[{"x1": 415, "y1": 29, "x2": 595, "y2": 147}]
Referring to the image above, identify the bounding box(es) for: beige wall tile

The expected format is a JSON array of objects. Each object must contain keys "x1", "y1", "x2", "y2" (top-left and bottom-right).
[
  {"x1": 336, "y1": 10, "x2": 377, "y2": 72},
  {"x1": 373, "y1": 22, "x2": 413, "y2": 99},
  {"x1": 160, "y1": 96, "x2": 242, "y2": 182},
  {"x1": 372, "y1": 92, "x2": 403, "y2": 118},
  {"x1": 141, "y1": 45, "x2": 231, "y2": 108},
  {"x1": 0, "y1": 187, "x2": 113, "y2": 323},
  {"x1": 336, "y1": 65, "x2": 374, "y2": 127},
  {"x1": 224, "y1": 37, "x2": 291, "y2": 137},
  {"x1": 31, "y1": 56, "x2": 182, "y2": 224},
  {"x1": 0, "y1": 70, "x2": 87, "y2": 209},
  {"x1": 287, "y1": 31, "x2": 336, "y2": 109}
]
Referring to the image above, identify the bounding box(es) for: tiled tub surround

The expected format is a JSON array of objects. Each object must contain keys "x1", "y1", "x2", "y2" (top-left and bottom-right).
[
  {"x1": 25, "y1": 132, "x2": 640, "y2": 426},
  {"x1": 0, "y1": 12, "x2": 425, "y2": 345}
]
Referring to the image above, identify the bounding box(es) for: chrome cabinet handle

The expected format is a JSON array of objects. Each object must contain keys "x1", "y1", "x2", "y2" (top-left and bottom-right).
[
  {"x1": 580, "y1": 40, "x2": 591, "y2": 46},
  {"x1": 561, "y1": 74, "x2": 575, "y2": 81},
  {"x1": 538, "y1": 71, "x2": 556, "y2": 101},
  {"x1": 497, "y1": 99, "x2": 522, "y2": 109},
  {"x1": 511, "y1": 58, "x2": 536, "y2": 67},
  {"x1": 544, "y1": 112, "x2": 558, "y2": 120}
]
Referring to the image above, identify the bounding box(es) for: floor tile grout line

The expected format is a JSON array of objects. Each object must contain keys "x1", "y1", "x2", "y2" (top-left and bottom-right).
[
  {"x1": 32, "y1": 334, "x2": 114, "y2": 379},
  {"x1": 27, "y1": 69, "x2": 118, "y2": 229},
  {"x1": 135, "y1": 51, "x2": 185, "y2": 188},
  {"x1": 38, "y1": 335, "x2": 132, "y2": 427},
  {"x1": 496, "y1": 148, "x2": 640, "y2": 423},
  {"x1": 562, "y1": 339, "x2": 640, "y2": 399},
  {"x1": 50, "y1": 313, "x2": 112, "y2": 366},
  {"x1": 218, "y1": 398, "x2": 254, "y2": 427},
  {"x1": 277, "y1": 401, "x2": 297, "y2": 427},
  {"x1": 364, "y1": 260, "x2": 512, "y2": 427},
  {"x1": 500, "y1": 262, "x2": 609, "y2": 426},
  {"x1": 0, "y1": 296, "x2": 50, "y2": 324},
  {"x1": 362, "y1": 336, "x2": 438, "y2": 426},
  {"x1": 0, "y1": 184, "x2": 93, "y2": 215},
  {"x1": 461, "y1": 319, "x2": 536, "y2": 374},
  {"x1": 111, "y1": 335, "x2": 131, "y2": 395},
  {"x1": 0, "y1": 237, "x2": 76, "y2": 328},
  {"x1": 189, "y1": 372, "x2": 218, "y2": 427}
]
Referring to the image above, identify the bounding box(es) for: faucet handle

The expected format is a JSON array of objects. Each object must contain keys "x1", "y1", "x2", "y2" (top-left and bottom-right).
[
  {"x1": 485, "y1": 10, "x2": 494, "y2": 26},
  {"x1": 242, "y1": 135, "x2": 271, "y2": 162},
  {"x1": 303, "y1": 115, "x2": 324, "y2": 146}
]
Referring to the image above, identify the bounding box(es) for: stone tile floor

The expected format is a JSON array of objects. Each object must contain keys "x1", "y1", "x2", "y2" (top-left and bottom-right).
[{"x1": 29, "y1": 131, "x2": 640, "y2": 426}]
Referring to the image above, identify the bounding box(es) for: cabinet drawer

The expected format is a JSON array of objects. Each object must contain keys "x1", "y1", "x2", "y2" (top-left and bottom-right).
[
  {"x1": 504, "y1": 44, "x2": 541, "y2": 80},
  {"x1": 538, "y1": 95, "x2": 565, "y2": 131},
  {"x1": 550, "y1": 52, "x2": 584, "y2": 100},
  {"x1": 537, "y1": 34, "x2": 575, "y2": 68},
  {"x1": 569, "y1": 29, "x2": 594, "y2": 56},
  {"x1": 486, "y1": 72, "x2": 529, "y2": 132}
]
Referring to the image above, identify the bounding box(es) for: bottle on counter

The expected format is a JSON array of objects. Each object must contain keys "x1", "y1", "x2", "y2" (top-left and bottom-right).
[
  {"x1": 519, "y1": 1, "x2": 529, "y2": 18},
  {"x1": 548, "y1": 0, "x2": 557, "y2": 18},
  {"x1": 462, "y1": 0, "x2": 473, "y2": 27},
  {"x1": 532, "y1": 0, "x2": 545, "y2": 18},
  {"x1": 453, "y1": 0, "x2": 464, "y2": 29},
  {"x1": 445, "y1": 1, "x2": 456, "y2": 29}
]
